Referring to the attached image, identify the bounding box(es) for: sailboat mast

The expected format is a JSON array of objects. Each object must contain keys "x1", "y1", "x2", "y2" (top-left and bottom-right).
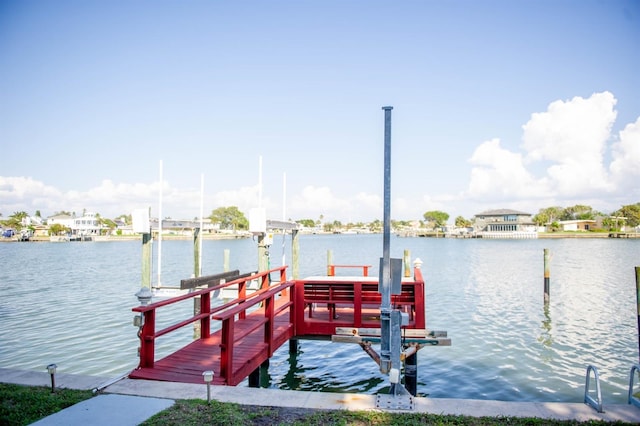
[
  {"x1": 157, "y1": 160, "x2": 163, "y2": 288},
  {"x1": 199, "y1": 173, "x2": 204, "y2": 277}
]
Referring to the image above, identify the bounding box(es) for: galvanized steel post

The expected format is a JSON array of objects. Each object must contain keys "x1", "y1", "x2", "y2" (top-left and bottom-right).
[{"x1": 379, "y1": 106, "x2": 393, "y2": 375}]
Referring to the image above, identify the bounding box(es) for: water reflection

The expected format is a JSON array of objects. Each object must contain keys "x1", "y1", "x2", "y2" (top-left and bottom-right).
[{"x1": 538, "y1": 303, "x2": 553, "y2": 348}]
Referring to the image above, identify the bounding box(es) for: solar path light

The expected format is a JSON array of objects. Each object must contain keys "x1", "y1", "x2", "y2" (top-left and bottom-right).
[
  {"x1": 46, "y1": 363, "x2": 57, "y2": 393},
  {"x1": 202, "y1": 370, "x2": 214, "y2": 403}
]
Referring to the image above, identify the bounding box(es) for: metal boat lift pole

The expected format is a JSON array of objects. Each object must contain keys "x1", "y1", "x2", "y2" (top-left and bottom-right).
[
  {"x1": 380, "y1": 106, "x2": 393, "y2": 375},
  {"x1": 379, "y1": 106, "x2": 409, "y2": 398}
]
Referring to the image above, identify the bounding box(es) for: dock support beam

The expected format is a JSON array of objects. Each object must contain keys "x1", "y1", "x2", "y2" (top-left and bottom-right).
[
  {"x1": 404, "y1": 351, "x2": 417, "y2": 396},
  {"x1": 249, "y1": 359, "x2": 270, "y2": 388}
]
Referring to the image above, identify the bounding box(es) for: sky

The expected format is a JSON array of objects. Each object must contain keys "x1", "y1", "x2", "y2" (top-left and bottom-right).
[{"x1": 1, "y1": 0, "x2": 639, "y2": 224}]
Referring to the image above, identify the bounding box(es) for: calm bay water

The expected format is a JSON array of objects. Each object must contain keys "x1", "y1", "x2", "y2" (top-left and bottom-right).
[{"x1": 0, "y1": 234, "x2": 638, "y2": 403}]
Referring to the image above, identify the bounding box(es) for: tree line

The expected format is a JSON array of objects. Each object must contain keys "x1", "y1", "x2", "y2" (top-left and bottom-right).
[
  {"x1": 2, "y1": 202, "x2": 639, "y2": 235},
  {"x1": 420, "y1": 203, "x2": 640, "y2": 231}
]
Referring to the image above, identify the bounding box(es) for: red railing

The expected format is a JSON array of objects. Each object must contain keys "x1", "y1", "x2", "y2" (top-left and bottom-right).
[
  {"x1": 327, "y1": 264, "x2": 372, "y2": 276},
  {"x1": 296, "y1": 266, "x2": 425, "y2": 336},
  {"x1": 213, "y1": 280, "x2": 295, "y2": 383},
  {"x1": 132, "y1": 266, "x2": 292, "y2": 377}
]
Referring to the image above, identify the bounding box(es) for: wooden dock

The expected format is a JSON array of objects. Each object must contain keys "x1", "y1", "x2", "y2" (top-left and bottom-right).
[{"x1": 129, "y1": 265, "x2": 442, "y2": 387}]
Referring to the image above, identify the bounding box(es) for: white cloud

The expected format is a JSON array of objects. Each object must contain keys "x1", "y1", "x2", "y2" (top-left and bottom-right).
[
  {"x1": 467, "y1": 138, "x2": 546, "y2": 200},
  {"x1": 465, "y1": 92, "x2": 636, "y2": 212},
  {"x1": 212, "y1": 185, "x2": 260, "y2": 214},
  {"x1": 0, "y1": 176, "x2": 64, "y2": 214},
  {"x1": 2, "y1": 92, "x2": 639, "y2": 222},
  {"x1": 522, "y1": 91, "x2": 617, "y2": 194},
  {"x1": 522, "y1": 92, "x2": 617, "y2": 164},
  {"x1": 290, "y1": 186, "x2": 351, "y2": 221},
  {"x1": 610, "y1": 116, "x2": 640, "y2": 189}
]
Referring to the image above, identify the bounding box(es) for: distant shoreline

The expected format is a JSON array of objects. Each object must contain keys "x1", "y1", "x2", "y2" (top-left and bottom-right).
[
  {"x1": 2, "y1": 231, "x2": 638, "y2": 243},
  {"x1": 0, "y1": 234, "x2": 253, "y2": 243}
]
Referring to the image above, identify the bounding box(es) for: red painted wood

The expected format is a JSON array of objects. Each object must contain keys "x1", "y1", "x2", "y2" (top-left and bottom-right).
[
  {"x1": 129, "y1": 267, "x2": 425, "y2": 386},
  {"x1": 129, "y1": 300, "x2": 293, "y2": 385}
]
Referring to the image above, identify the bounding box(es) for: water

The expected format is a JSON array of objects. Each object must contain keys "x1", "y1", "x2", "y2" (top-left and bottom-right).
[{"x1": 0, "y1": 235, "x2": 638, "y2": 403}]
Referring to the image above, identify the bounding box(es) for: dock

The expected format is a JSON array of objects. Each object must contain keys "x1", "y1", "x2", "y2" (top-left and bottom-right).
[{"x1": 128, "y1": 264, "x2": 446, "y2": 389}]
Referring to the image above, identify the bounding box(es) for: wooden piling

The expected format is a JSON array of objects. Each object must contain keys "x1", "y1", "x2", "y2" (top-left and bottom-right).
[
  {"x1": 403, "y1": 250, "x2": 411, "y2": 277},
  {"x1": 193, "y1": 227, "x2": 201, "y2": 278},
  {"x1": 248, "y1": 367, "x2": 260, "y2": 387},
  {"x1": 404, "y1": 350, "x2": 417, "y2": 396},
  {"x1": 248, "y1": 359, "x2": 270, "y2": 388},
  {"x1": 544, "y1": 249, "x2": 550, "y2": 303},
  {"x1": 292, "y1": 229, "x2": 300, "y2": 279},
  {"x1": 142, "y1": 232, "x2": 152, "y2": 288},
  {"x1": 193, "y1": 228, "x2": 202, "y2": 339},
  {"x1": 223, "y1": 249, "x2": 230, "y2": 272}
]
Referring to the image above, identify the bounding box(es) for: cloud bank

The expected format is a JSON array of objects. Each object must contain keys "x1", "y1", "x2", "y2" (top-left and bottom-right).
[
  {"x1": 466, "y1": 91, "x2": 638, "y2": 214},
  {"x1": 1, "y1": 92, "x2": 638, "y2": 222}
]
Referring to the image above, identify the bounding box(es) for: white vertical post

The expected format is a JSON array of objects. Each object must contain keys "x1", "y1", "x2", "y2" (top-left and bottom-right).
[
  {"x1": 282, "y1": 172, "x2": 287, "y2": 267},
  {"x1": 199, "y1": 173, "x2": 204, "y2": 277},
  {"x1": 157, "y1": 160, "x2": 163, "y2": 288}
]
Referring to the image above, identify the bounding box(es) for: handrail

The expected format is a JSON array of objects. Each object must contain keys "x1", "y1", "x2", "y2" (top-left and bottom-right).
[
  {"x1": 133, "y1": 266, "x2": 287, "y2": 313},
  {"x1": 214, "y1": 280, "x2": 295, "y2": 384},
  {"x1": 295, "y1": 266, "x2": 425, "y2": 334},
  {"x1": 132, "y1": 266, "x2": 288, "y2": 370},
  {"x1": 584, "y1": 365, "x2": 604, "y2": 413},
  {"x1": 628, "y1": 364, "x2": 640, "y2": 407},
  {"x1": 328, "y1": 264, "x2": 371, "y2": 277},
  {"x1": 212, "y1": 281, "x2": 292, "y2": 320}
]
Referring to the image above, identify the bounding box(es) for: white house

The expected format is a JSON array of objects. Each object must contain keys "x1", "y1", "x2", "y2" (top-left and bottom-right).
[
  {"x1": 72, "y1": 212, "x2": 105, "y2": 236},
  {"x1": 558, "y1": 219, "x2": 596, "y2": 231},
  {"x1": 47, "y1": 214, "x2": 74, "y2": 229}
]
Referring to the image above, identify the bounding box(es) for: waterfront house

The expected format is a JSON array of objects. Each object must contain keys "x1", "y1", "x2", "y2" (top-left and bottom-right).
[
  {"x1": 47, "y1": 213, "x2": 74, "y2": 229},
  {"x1": 474, "y1": 209, "x2": 537, "y2": 239},
  {"x1": 72, "y1": 212, "x2": 105, "y2": 237},
  {"x1": 558, "y1": 219, "x2": 597, "y2": 231}
]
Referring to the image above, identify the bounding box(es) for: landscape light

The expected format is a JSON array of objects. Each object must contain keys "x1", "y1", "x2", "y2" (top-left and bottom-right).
[
  {"x1": 202, "y1": 370, "x2": 214, "y2": 403},
  {"x1": 46, "y1": 363, "x2": 57, "y2": 393}
]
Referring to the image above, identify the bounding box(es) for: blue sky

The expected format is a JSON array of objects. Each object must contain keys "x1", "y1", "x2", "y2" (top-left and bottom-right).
[{"x1": 1, "y1": 0, "x2": 639, "y2": 223}]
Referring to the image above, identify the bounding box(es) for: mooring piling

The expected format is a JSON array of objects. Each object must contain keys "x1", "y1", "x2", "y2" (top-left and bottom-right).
[
  {"x1": 223, "y1": 249, "x2": 230, "y2": 272},
  {"x1": 327, "y1": 250, "x2": 333, "y2": 276},
  {"x1": 193, "y1": 227, "x2": 201, "y2": 278},
  {"x1": 404, "y1": 249, "x2": 411, "y2": 278},
  {"x1": 544, "y1": 248, "x2": 550, "y2": 303}
]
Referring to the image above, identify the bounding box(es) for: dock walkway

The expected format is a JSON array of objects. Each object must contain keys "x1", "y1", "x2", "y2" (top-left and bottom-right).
[{"x1": 2, "y1": 369, "x2": 639, "y2": 424}]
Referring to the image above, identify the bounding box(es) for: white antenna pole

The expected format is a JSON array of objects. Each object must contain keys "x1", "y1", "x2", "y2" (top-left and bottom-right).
[
  {"x1": 282, "y1": 172, "x2": 286, "y2": 266},
  {"x1": 282, "y1": 172, "x2": 286, "y2": 221},
  {"x1": 199, "y1": 173, "x2": 204, "y2": 277},
  {"x1": 158, "y1": 159, "x2": 163, "y2": 288},
  {"x1": 258, "y1": 155, "x2": 263, "y2": 209}
]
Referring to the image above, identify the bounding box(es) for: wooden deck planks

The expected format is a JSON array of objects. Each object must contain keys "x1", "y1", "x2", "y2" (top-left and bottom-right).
[{"x1": 129, "y1": 297, "x2": 293, "y2": 385}]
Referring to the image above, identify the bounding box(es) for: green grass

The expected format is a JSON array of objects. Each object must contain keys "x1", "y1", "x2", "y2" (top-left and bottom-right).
[
  {"x1": 0, "y1": 383, "x2": 94, "y2": 426},
  {"x1": 1, "y1": 383, "x2": 636, "y2": 426},
  {"x1": 140, "y1": 399, "x2": 636, "y2": 426}
]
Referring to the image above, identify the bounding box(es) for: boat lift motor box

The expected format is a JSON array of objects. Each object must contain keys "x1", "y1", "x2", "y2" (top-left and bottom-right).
[
  {"x1": 132, "y1": 208, "x2": 150, "y2": 233},
  {"x1": 249, "y1": 208, "x2": 266, "y2": 234}
]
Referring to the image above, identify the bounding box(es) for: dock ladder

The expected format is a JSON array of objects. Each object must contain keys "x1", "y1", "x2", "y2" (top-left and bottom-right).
[{"x1": 584, "y1": 364, "x2": 603, "y2": 413}]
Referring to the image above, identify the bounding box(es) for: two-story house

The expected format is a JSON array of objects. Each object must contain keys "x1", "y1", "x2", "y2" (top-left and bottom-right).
[{"x1": 474, "y1": 209, "x2": 537, "y2": 239}]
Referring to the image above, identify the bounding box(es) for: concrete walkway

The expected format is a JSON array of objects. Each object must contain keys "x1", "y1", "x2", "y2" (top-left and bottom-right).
[{"x1": 2, "y1": 368, "x2": 639, "y2": 424}]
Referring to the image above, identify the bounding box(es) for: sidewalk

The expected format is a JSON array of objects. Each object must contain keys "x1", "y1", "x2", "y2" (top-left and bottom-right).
[{"x1": 2, "y1": 368, "x2": 639, "y2": 424}]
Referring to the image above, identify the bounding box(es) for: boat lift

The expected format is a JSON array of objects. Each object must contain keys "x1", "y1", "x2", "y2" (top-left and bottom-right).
[{"x1": 354, "y1": 107, "x2": 451, "y2": 409}]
